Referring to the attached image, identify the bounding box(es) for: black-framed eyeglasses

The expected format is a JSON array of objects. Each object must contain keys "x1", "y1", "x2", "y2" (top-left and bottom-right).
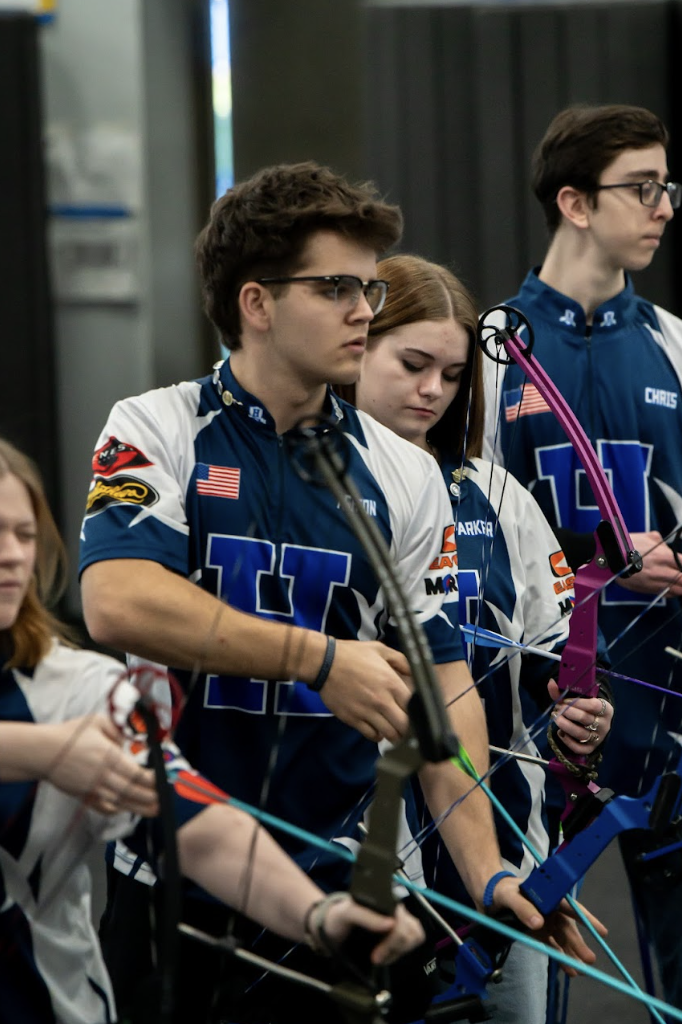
[
  {"x1": 592, "y1": 179, "x2": 682, "y2": 210},
  {"x1": 256, "y1": 275, "x2": 390, "y2": 315}
]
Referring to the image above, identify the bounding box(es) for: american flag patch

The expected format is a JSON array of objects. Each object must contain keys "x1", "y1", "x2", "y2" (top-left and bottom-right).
[
  {"x1": 196, "y1": 463, "x2": 241, "y2": 499},
  {"x1": 504, "y1": 383, "x2": 550, "y2": 421}
]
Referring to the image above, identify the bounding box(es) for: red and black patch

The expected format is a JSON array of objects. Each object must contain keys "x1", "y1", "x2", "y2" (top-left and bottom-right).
[{"x1": 92, "y1": 436, "x2": 152, "y2": 477}]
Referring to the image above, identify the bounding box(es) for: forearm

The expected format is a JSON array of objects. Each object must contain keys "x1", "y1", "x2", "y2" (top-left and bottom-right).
[
  {"x1": 0, "y1": 722, "x2": 59, "y2": 781},
  {"x1": 418, "y1": 661, "x2": 502, "y2": 906},
  {"x1": 177, "y1": 803, "x2": 321, "y2": 942},
  {"x1": 82, "y1": 559, "x2": 326, "y2": 683}
]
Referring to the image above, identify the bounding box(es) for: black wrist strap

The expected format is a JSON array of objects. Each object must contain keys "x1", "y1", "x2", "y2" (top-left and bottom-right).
[{"x1": 307, "y1": 635, "x2": 336, "y2": 692}]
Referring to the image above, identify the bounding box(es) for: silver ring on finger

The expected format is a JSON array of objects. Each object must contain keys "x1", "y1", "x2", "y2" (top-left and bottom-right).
[
  {"x1": 597, "y1": 697, "x2": 607, "y2": 718},
  {"x1": 585, "y1": 719, "x2": 599, "y2": 732}
]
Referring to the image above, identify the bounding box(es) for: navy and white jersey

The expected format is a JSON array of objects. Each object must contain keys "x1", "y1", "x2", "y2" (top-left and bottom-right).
[
  {"x1": 0, "y1": 642, "x2": 242, "y2": 1023},
  {"x1": 79, "y1": 359, "x2": 463, "y2": 890},
  {"x1": 412, "y1": 458, "x2": 571, "y2": 905},
  {"x1": 483, "y1": 269, "x2": 682, "y2": 796},
  {"x1": 0, "y1": 643, "x2": 131, "y2": 1024}
]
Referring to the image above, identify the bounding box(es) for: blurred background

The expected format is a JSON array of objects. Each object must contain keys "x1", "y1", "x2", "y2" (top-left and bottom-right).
[{"x1": 0, "y1": 2, "x2": 676, "y2": 1018}]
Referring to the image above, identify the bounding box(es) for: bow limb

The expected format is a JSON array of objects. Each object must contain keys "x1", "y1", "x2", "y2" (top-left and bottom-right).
[
  {"x1": 478, "y1": 305, "x2": 644, "y2": 818},
  {"x1": 478, "y1": 306, "x2": 638, "y2": 570},
  {"x1": 476, "y1": 309, "x2": 682, "y2": 723}
]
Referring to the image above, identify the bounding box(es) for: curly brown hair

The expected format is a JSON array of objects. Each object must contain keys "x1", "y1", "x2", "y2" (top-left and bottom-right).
[
  {"x1": 195, "y1": 161, "x2": 403, "y2": 350},
  {"x1": 0, "y1": 439, "x2": 72, "y2": 668},
  {"x1": 532, "y1": 104, "x2": 670, "y2": 235}
]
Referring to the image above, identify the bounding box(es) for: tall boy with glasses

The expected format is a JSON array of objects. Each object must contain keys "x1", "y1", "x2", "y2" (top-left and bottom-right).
[
  {"x1": 484, "y1": 104, "x2": 682, "y2": 1007},
  {"x1": 79, "y1": 161, "x2": 588, "y2": 1023}
]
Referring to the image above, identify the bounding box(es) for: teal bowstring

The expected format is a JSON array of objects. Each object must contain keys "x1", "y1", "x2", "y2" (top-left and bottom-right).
[{"x1": 226, "y1": 794, "x2": 681, "y2": 1021}]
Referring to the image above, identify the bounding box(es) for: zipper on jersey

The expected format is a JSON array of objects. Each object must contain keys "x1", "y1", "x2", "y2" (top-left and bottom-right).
[
  {"x1": 584, "y1": 327, "x2": 596, "y2": 444},
  {"x1": 276, "y1": 434, "x2": 286, "y2": 540}
]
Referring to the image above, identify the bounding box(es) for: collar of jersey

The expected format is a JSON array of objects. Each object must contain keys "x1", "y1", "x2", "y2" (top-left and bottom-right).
[
  {"x1": 213, "y1": 357, "x2": 344, "y2": 433},
  {"x1": 518, "y1": 267, "x2": 638, "y2": 338}
]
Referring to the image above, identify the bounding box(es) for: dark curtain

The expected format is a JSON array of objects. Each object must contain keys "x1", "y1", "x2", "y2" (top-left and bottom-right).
[
  {"x1": 0, "y1": 13, "x2": 59, "y2": 513},
  {"x1": 364, "y1": 1, "x2": 682, "y2": 314}
]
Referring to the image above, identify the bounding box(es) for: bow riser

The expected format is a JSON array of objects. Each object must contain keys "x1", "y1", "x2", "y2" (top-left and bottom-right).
[
  {"x1": 522, "y1": 748, "x2": 682, "y2": 913},
  {"x1": 350, "y1": 735, "x2": 423, "y2": 916}
]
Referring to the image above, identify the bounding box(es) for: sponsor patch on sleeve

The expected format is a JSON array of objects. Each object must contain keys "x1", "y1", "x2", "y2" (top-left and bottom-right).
[
  {"x1": 549, "y1": 550, "x2": 572, "y2": 578},
  {"x1": 440, "y1": 524, "x2": 456, "y2": 553},
  {"x1": 85, "y1": 475, "x2": 159, "y2": 516},
  {"x1": 424, "y1": 523, "x2": 459, "y2": 598},
  {"x1": 93, "y1": 436, "x2": 153, "y2": 477},
  {"x1": 549, "y1": 549, "x2": 574, "y2": 601},
  {"x1": 429, "y1": 523, "x2": 458, "y2": 571}
]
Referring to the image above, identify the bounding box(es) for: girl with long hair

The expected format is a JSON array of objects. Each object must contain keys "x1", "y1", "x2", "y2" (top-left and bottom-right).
[{"x1": 338, "y1": 255, "x2": 612, "y2": 1024}]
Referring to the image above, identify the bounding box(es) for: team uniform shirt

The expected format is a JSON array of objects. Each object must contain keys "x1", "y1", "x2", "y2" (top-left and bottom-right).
[
  {"x1": 79, "y1": 359, "x2": 463, "y2": 892},
  {"x1": 0, "y1": 643, "x2": 231, "y2": 1024},
  {"x1": 483, "y1": 269, "x2": 682, "y2": 796},
  {"x1": 411, "y1": 457, "x2": 571, "y2": 906},
  {"x1": 0, "y1": 644, "x2": 130, "y2": 1024}
]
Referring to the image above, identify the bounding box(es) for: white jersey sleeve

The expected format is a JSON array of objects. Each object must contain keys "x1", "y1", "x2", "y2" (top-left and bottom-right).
[{"x1": 80, "y1": 381, "x2": 206, "y2": 575}]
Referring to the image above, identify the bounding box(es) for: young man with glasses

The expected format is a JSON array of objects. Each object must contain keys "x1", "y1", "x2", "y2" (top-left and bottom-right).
[
  {"x1": 483, "y1": 104, "x2": 682, "y2": 1008},
  {"x1": 78, "y1": 161, "x2": 593, "y2": 1023}
]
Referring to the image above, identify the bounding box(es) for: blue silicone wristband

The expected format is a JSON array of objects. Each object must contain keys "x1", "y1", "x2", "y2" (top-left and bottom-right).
[{"x1": 482, "y1": 870, "x2": 516, "y2": 910}]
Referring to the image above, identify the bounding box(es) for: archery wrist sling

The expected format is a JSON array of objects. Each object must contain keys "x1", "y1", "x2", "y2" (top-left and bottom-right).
[{"x1": 303, "y1": 891, "x2": 347, "y2": 955}]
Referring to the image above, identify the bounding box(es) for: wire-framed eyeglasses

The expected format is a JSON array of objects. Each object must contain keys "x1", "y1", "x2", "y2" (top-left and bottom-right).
[
  {"x1": 592, "y1": 179, "x2": 682, "y2": 210},
  {"x1": 256, "y1": 275, "x2": 390, "y2": 315}
]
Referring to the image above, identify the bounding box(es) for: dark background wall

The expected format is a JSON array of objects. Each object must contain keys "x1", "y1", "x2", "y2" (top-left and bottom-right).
[
  {"x1": 229, "y1": 0, "x2": 365, "y2": 181},
  {"x1": 0, "y1": 14, "x2": 58, "y2": 509},
  {"x1": 364, "y1": 1, "x2": 682, "y2": 312}
]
